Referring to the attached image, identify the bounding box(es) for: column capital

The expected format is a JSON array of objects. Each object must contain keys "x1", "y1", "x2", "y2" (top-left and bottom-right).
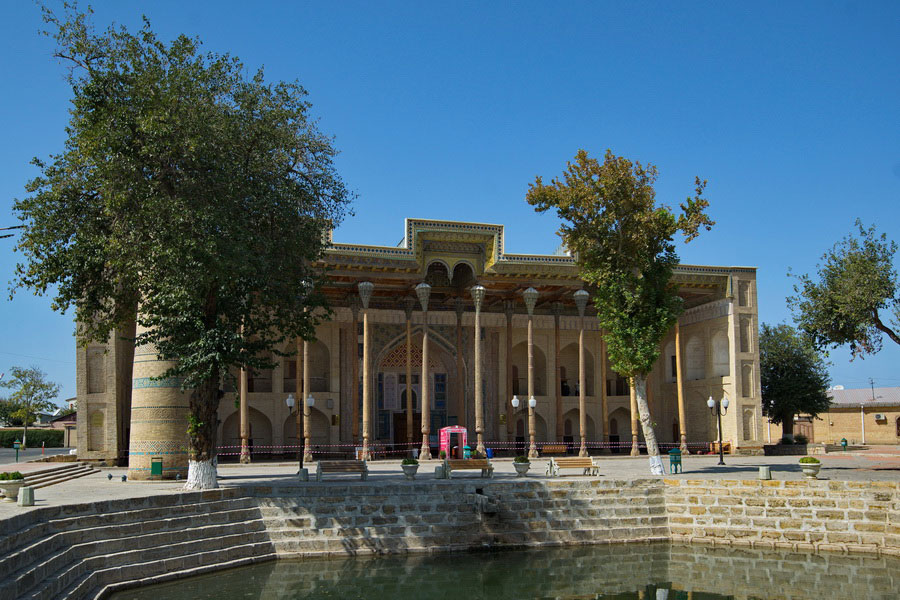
[
  {"x1": 504, "y1": 299, "x2": 516, "y2": 320},
  {"x1": 404, "y1": 296, "x2": 417, "y2": 321},
  {"x1": 453, "y1": 297, "x2": 465, "y2": 322}
]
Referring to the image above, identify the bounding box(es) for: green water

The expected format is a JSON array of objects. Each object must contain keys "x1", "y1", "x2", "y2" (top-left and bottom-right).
[{"x1": 112, "y1": 542, "x2": 900, "y2": 600}]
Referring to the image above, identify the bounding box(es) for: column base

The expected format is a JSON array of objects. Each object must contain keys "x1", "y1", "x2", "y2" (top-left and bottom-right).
[
  {"x1": 630, "y1": 443, "x2": 640, "y2": 457},
  {"x1": 303, "y1": 452, "x2": 314, "y2": 464}
]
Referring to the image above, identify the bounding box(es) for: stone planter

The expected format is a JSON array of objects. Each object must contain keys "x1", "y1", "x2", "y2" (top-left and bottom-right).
[
  {"x1": 401, "y1": 464, "x2": 419, "y2": 480},
  {"x1": 0, "y1": 481, "x2": 24, "y2": 503},
  {"x1": 513, "y1": 462, "x2": 531, "y2": 477},
  {"x1": 800, "y1": 462, "x2": 821, "y2": 479}
]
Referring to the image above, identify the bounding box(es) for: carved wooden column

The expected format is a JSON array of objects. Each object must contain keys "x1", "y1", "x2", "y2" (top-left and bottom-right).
[
  {"x1": 404, "y1": 297, "x2": 416, "y2": 447},
  {"x1": 471, "y1": 284, "x2": 486, "y2": 455},
  {"x1": 454, "y1": 298, "x2": 466, "y2": 429},
  {"x1": 675, "y1": 321, "x2": 689, "y2": 453},
  {"x1": 302, "y1": 340, "x2": 313, "y2": 464},
  {"x1": 358, "y1": 281, "x2": 374, "y2": 461},
  {"x1": 295, "y1": 338, "x2": 302, "y2": 458},
  {"x1": 416, "y1": 282, "x2": 432, "y2": 460},
  {"x1": 552, "y1": 303, "x2": 563, "y2": 442},
  {"x1": 523, "y1": 287, "x2": 539, "y2": 458},
  {"x1": 574, "y1": 289, "x2": 590, "y2": 457},
  {"x1": 239, "y1": 365, "x2": 250, "y2": 463},
  {"x1": 349, "y1": 297, "x2": 360, "y2": 444},
  {"x1": 504, "y1": 301, "x2": 515, "y2": 438},
  {"x1": 599, "y1": 333, "x2": 609, "y2": 453},
  {"x1": 630, "y1": 378, "x2": 640, "y2": 456}
]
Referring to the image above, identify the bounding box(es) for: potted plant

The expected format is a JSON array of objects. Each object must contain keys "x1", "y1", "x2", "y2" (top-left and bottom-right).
[
  {"x1": 799, "y1": 456, "x2": 821, "y2": 479},
  {"x1": 401, "y1": 457, "x2": 419, "y2": 480},
  {"x1": 513, "y1": 455, "x2": 530, "y2": 477},
  {"x1": 0, "y1": 472, "x2": 25, "y2": 503}
]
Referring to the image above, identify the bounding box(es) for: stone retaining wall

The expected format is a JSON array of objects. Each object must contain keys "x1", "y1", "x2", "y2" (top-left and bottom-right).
[
  {"x1": 253, "y1": 478, "x2": 667, "y2": 555},
  {"x1": 3, "y1": 477, "x2": 899, "y2": 599},
  {"x1": 664, "y1": 479, "x2": 900, "y2": 556}
]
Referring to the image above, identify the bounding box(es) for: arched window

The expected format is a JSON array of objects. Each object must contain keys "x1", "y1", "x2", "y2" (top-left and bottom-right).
[{"x1": 451, "y1": 262, "x2": 475, "y2": 289}]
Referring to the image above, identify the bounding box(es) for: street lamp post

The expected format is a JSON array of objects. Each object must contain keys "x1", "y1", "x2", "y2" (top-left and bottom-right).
[
  {"x1": 285, "y1": 394, "x2": 301, "y2": 475},
  {"x1": 707, "y1": 395, "x2": 730, "y2": 466},
  {"x1": 511, "y1": 395, "x2": 521, "y2": 454},
  {"x1": 287, "y1": 393, "x2": 316, "y2": 479}
]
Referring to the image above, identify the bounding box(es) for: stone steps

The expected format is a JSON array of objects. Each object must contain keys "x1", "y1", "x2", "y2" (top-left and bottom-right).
[
  {"x1": 26, "y1": 464, "x2": 101, "y2": 490},
  {"x1": 0, "y1": 495, "x2": 266, "y2": 600},
  {"x1": 5, "y1": 513, "x2": 266, "y2": 597},
  {"x1": 24, "y1": 530, "x2": 273, "y2": 600},
  {"x1": 90, "y1": 549, "x2": 279, "y2": 600},
  {"x1": 41, "y1": 541, "x2": 276, "y2": 600},
  {"x1": 0, "y1": 497, "x2": 259, "y2": 576}
]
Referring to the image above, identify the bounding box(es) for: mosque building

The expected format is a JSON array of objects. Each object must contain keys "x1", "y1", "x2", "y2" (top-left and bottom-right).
[{"x1": 75, "y1": 219, "x2": 763, "y2": 477}]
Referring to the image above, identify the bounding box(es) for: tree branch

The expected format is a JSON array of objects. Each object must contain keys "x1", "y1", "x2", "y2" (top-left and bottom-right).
[{"x1": 872, "y1": 308, "x2": 900, "y2": 346}]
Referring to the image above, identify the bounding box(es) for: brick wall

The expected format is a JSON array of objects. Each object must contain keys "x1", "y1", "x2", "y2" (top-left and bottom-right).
[{"x1": 664, "y1": 479, "x2": 900, "y2": 556}]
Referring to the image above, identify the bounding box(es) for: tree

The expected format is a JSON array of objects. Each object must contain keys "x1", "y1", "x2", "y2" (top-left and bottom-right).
[
  {"x1": 12, "y1": 7, "x2": 352, "y2": 488},
  {"x1": 789, "y1": 221, "x2": 899, "y2": 357},
  {"x1": 0, "y1": 399, "x2": 25, "y2": 427},
  {"x1": 759, "y1": 323, "x2": 831, "y2": 439},
  {"x1": 526, "y1": 149, "x2": 713, "y2": 474},
  {"x1": 0, "y1": 366, "x2": 61, "y2": 449}
]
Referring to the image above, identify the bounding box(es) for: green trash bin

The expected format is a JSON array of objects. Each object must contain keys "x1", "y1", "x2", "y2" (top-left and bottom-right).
[
  {"x1": 150, "y1": 457, "x2": 163, "y2": 479},
  {"x1": 668, "y1": 448, "x2": 682, "y2": 474}
]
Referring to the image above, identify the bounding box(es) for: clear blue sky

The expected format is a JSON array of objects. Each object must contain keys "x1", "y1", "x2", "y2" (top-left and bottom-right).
[{"x1": 2, "y1": 1, "x2": 898, "y2": 404}]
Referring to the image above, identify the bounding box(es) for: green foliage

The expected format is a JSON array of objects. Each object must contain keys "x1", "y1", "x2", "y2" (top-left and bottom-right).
[
  {"x1": 0, "y1": 367, "x2": 60, "y2": 428},
  {"x1": 401, "y1": 458, "x2": 418, "y2": 466},
  {"x1": 439, "y1": 450, "x2": 447, "y2": 460},
  {"x1": 526, "y1": 149, "x2": 712, "y2": 377},
  {"x1": 789, "y1": 221, "x2": 900, "y2": 357},
  {"x1": 0, "y1": 472, "x2": 25, "y2": 481},
  {"x1": 0, "y1": 399, "x2": 25, "y2": 427},
  {"x1": 793, "y1": 434, "x2": 809, "y2": 445},
  {"x1": 11, "y1": 6, "x2": 352, "y2": 473},
  {"x1": 798, "y1": 456, "x2": 820, "y2": 464},
  {"x1": 0, "y1": 429, "x2": 64, "y2": 447},
  {"x1": 513, "y1": 455, "x2": 530, "y2": 463},
  {"x1": 759, "y1": 323, "x2": 831, "y2": 425},
  {"x1": 186, "y1": 415, "x2": 204, "y2": 436}
]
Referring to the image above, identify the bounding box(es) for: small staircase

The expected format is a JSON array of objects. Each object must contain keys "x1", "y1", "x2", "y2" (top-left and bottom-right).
[
  {"x1": 0, "y1": 494, "x2": 274, "y2": 600},
  {"x1": 23, "y1": 463, "x2": 100, "y2": 490}
]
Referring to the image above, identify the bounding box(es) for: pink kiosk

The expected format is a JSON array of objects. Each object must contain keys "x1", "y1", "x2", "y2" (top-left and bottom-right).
[{"x1": 439, "y1": 426, "x2": 468, "y2": 459}]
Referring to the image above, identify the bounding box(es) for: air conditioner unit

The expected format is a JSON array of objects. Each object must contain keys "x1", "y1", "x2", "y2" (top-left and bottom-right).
[{"x1": 874, "y1": 413, "x2": 886, "y2": 421}]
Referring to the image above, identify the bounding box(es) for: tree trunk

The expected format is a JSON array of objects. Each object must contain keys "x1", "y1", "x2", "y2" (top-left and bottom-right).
[
  {"x1": 781, "y1": 417, "x2": 794, "y2": 441},
  {"x1": 633, "y1": 375, "x2": 664, "y2": 475},
  {"x1": 22, "y1": 420, "x2": 28, "y2": 450},
  {"x1": 184, "y1": 373, "x2": 221, "y2": 490}
]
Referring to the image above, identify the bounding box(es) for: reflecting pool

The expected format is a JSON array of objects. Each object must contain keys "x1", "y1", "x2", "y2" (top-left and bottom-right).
[{"x1": 113, "y1": 542, "x2": 900, "y2": 600}]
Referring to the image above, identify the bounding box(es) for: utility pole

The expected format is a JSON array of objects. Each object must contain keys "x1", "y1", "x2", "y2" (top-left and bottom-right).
[{"x1": 870, "y1": 378, "x2": 876, "y2": 401}]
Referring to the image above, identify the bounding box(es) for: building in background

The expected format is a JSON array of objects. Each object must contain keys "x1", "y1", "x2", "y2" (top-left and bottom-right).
[{"x1": 76, "y1": 219, "x2": 764, "y2": 473}]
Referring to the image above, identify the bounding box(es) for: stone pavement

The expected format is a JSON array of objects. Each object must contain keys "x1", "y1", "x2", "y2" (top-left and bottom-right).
[{"x1": 1, "y1": 449, "x2": 898, "y2": 518}]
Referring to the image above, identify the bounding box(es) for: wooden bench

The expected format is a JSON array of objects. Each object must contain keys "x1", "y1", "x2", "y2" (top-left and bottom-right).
[
  {"x1": 709, "y1": 442, "x2": 732, "y2": 454},
  {"x1": 444, "y1": 458, "x2": 494, "y2": 479},
  {"x1": 316, "y1": 460, "x2": 368, "y2": 481},
  {"x1": 546, "y1": 457, "x2": 600, "y2": 477},
  {"x1": 541, "y1": 444, "x2": 567, "y2": 456}
]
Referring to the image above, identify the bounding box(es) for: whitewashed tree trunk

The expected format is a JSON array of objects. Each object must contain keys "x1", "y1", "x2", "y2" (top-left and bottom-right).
[
  {"x1": 633, "y1": 375, "x2": 665, "y2": 475},
  {"x1": 183, "y1": 457, "x2": 218, "y2": 490}
]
